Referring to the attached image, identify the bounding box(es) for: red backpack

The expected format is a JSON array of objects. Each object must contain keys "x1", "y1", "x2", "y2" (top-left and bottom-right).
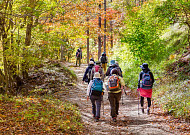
[{"x1": 94, "y1": 65, "x2": 100, "y2": 72}]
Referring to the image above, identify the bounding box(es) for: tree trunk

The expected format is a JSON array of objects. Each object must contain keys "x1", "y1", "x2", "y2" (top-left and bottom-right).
[
  {"x1": 22, "y1": 0, "x2": 34, "y2": 79},
  {"x1": 98, "y1": 2, "x2": 102, "y2": 59},
  {"x1": 103, "y1": 0, "x2": 106, "y2": 53}
]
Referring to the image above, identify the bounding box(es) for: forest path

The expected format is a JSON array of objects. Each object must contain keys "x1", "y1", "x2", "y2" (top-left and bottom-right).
[{"x1": 57, "y1": 62, "x2": 189, "y2": 135}]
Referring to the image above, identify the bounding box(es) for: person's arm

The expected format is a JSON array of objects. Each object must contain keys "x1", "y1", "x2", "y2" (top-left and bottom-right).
[
  {"x1": 87, "y1": 80, "x2": 93, "y2": 96},
  {"x1": 99, "y1": 56, "x2": 101, "y2": 62},
  {"x1": 150, "y1": 72, "x2": 155, "y2": 84},
  {"x1": 82, "y1": 67, "x2": 89, "y2": 81},
  {"x1": 138, "y1": 72, "x2": 143, "y2": 89},
  {"x1": 105, "y1": 67, "x2": 110, "y2": 76}
]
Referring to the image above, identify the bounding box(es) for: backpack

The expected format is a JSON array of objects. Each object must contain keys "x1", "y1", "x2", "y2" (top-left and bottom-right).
[
  {"x1": 91, "y1": 65, "x2": 103, "y2": 80},
  {"x1": 88, "y1": 67, "x2": 92, "y2": 80},
  {"x1": 141, "y1": 71, "x2": 152, "y2": 89},
  {"x1": 100, "y1": 56, "x2": 107, "y2": 63},
  {"x1": 91, "y1": 79, "x2": 103, "y2": 96},
  {"x1": 76, "y1": 51, "x2": 80, "y2": 57},
  {"x1": 94, "y1": 65, "x2": 100, "y2": 72},
  {"x1": 108, "y1": 75, "x2": 120, "y2": 91}
]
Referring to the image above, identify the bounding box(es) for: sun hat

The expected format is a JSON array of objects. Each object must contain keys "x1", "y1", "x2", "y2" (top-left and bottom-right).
[
  {"x1": 89, "y1": 61, "x2": 94, "y2": 65},
  {"x1": 93, "y1": 72, "x2": 101, "y2": 79},
  {"x1": 109, "y1": 60, "x2": 115, "y2": 66},
  {"x1": 95, "y1": 61, "x2": 101, "y2": 65}
]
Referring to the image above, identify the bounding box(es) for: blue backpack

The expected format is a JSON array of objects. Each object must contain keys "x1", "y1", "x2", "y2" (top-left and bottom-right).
[
  {"x1": 91, "y1": 79, "x2": 103, "y2": 96},
  {"x1": 141, "y1": 71, "x2": 152, "y2": 89}
]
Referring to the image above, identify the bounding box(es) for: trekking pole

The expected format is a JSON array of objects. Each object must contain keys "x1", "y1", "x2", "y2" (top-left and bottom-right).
[
  {"x1": 137, "y1": 89, "x2": 140, "y2": 115},
  {"x1": 102, "y1": 98, "x2": 104, "y2": 115},
  {"x1": 122, "y1": 92, "x2": 124, "y2": 105}
]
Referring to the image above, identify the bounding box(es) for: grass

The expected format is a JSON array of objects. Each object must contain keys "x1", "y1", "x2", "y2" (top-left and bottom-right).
[
  {"x1": 0, "y1": 94, "x2": 84, "y2": 134},
  {"x1": 153, "y1": 79, "x2": 190, "y2": 120}
]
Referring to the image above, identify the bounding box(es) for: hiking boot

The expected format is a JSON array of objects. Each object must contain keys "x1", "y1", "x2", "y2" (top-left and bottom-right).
[
  {"x1": 147, "y1": 108, "x2": 150, "y2": 115},
  {"x1": 95, "y1": 117, "x2": 99, "y2": 122},
  {"x1": 112, "y1": 117, "x2": 117, "y2": 122}
]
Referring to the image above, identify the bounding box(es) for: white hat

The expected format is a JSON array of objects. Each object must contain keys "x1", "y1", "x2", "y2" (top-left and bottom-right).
[
  {"x1": 89, "y1": 61, "x2": 94, "y2": 65},
  {"x1": 93, "y1": 72, "x2": 101, "y2": 79}
]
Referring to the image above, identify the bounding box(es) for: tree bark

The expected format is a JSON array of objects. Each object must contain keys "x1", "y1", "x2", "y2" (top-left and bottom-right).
[{"x1": 98, "y1": 2, "x2": 102, "y2": 59}]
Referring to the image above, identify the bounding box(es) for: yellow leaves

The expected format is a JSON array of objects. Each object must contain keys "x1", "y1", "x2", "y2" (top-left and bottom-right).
[
  {"x1": 169, "y1": 54, "x2": 176, "y2": 60},
  {"x1": 0, "y1": 114, "x2": 6, "y2": 118}
]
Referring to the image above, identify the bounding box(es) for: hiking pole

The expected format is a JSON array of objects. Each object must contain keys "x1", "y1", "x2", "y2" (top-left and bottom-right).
[
  {"x1": 137, "y1": 89, "x2": 140, "y2": 115},
  {"x1": 122, "y1": 92, "x2": 124, "y2": 105},
  {"x1": 102, "y1": 98, "x2": 104, "y2": 115}
]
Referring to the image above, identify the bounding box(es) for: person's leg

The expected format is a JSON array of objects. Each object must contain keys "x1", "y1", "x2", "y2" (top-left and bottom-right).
[
  {"x1": 147, "y1": 98, "x2": 151, "y2": 107},
  {"x1": 108, "y1": 93, "x2": 116, "y2": 118},
  {"x1": 76, "y1": 58, "x2": 78, "y2": 66},
  {"x1": 115, "y1": 92, "x2": 122, "y2": 115},
  {"x1": 140, "y1": 96, "x2": 144, "y2": 113},
  {"x1": 140, "y1": 96, "x2": 144, "y2": 107},
  {"x1": 95, "y1": 96, "x2": 102, "y2": 119},
  {"x1": 104, "y1": 63, "x2": 107, "y2": 72},
  {"x1": 79, "y1": 58, "x2": 81, "y2": 66},
  {"x1": 90, "y1": 95, "x2": 96, "y2": 117},
  {"x1": 147, "y1": 97, "x2": 151, "y2": 115}
]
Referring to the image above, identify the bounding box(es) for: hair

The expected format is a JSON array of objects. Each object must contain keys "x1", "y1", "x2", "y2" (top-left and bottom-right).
[{"x1": 111, "y1": 68, "x2": 118, "y2": 75}]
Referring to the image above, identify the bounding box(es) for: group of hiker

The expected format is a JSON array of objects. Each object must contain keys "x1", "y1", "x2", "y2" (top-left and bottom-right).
[{"x1": 80, "y1": 51, "x2": 155, "y2": 122}]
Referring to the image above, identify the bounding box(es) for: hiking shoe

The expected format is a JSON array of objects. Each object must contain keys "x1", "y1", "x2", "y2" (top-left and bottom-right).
[
  {"x1": 95, "y1": 117, "x2": 99, "y2": 122},
  {"x1": 147, "y1": 108, "x2": 150, "y2": 115},
  {"x1": 112, "y1": 117, "x2": 117, "y2": 122}
]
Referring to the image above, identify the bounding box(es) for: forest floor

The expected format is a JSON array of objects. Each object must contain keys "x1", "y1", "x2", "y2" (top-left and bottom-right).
[{"x1": 55, "y1": 62, "x2": 190, "y2": 135}]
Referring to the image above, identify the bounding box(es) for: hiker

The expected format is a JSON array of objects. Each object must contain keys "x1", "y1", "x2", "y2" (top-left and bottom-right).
[
  {"x1": 90, "y1": 58, "x2": 95, "y2": 64},
  {"x1": 106, "y1": 60, "x2": 122, "y2": 77},
  {"x1": 82, "y1": 61, "x2": 94, "y2": 84},
  {"x1": 87, "y1": 72, "x2": 104, "y2": 122},
  {"x1": 76, "y1": 48, "x2": 82, "y2": 66},
  {"x1": 137, "y1": 63, "x2": 155, "y2": 115},
  {"x1": 107, "y1": 68, "x2": 125, "y2": 122},
  {"x1": 99, "y1": 52, "x2": 108, "y2": 73},
  {"x1": 90, "y1": 61, "x2": 104, "y2": 81}
]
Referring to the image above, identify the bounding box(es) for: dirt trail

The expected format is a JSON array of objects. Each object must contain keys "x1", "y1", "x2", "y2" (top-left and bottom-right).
[{"x1": 57, "y1": 62, "x2": 189, "y2": 135}]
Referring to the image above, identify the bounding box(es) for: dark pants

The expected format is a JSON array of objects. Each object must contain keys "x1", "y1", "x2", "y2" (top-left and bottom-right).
[
  {"x1": 76, "y1": 57, "x2": 81, "y2": 66},
  {"x1": 90, "y1": 95, "x2": 102, "y2": 118},
  {"x1": 108, "y1": 92, "x2": 122, "y2": 118},
  {"x1": 140, "y1": 96, "x2": 151, "y2": 107}
]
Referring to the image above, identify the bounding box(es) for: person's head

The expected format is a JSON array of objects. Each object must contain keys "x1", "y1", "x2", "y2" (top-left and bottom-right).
[
  {"x1": 111, "y1": 68, "x2": 118, "y2": 75},
  {"x1": 109, "y1": 60, "x2": 115, "y2": 66},
  {"x1": 140, "y1": 63, "x2": 149, "y2": 70},
  {"x1": 77, "y1": 49, "x2": 80, "y2": 52},
  {"x1": 93, "y1": 72, "x2": 101, "y2": 79},
  {"x1": 89, "y1": 61, "x2": 94, "y2": 66},
  {"x1": 95, "y1": 61, "x2": 101, "y2": 66},
  {"x1": 102, "y1": 52, "x2": 106, "y2": 56},
  {"x1": 90, "y1": 58, "x2": 94, "y2": 61}
]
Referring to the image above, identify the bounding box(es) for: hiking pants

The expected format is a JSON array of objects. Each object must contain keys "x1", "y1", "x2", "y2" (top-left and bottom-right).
[
  {"x1": 76, "y1": 57, "x2": 81, "y2": 66},
  {"x1": 140, "y1": 96, "x2": 151, "y2": 107},
  {"x1": 90, "y1": 95, "x2": 102, "y2": 118},
  {"x1": 108, "y1": 92, "x2": 122, "y2": 118},
  {"x1": 102, "y1": 63, "x2": 107, "y2": 73}
]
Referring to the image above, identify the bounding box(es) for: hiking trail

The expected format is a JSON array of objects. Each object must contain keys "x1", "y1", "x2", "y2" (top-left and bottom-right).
[{"x1": 56, "y1": 62, "x2": 189, "y2": 135}]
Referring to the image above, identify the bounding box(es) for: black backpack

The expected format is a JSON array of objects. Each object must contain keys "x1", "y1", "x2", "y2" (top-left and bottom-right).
[
  {"x1": 76, "y1": 51, "x2": 80, "y2": 58},
  {"x1": 141, "y1": 71, "x2": 152, "y2": 89},
  {"x1": 100, "y1": 56, "x2": 107, "y2": 63},
  {"x1": 88, "y1": 67, "x2": 92, "y2": 80}
]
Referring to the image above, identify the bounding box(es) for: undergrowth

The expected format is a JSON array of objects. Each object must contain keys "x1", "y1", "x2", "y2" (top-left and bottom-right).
[{"x1": 0, "y1": 94, "x2": 84, "y2": 134}]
